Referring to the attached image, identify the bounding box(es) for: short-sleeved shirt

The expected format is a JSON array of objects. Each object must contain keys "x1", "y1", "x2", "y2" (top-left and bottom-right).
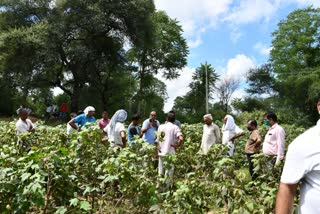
[
  {"x1": 157, "y1": 122, "x2": 182, "y2": 156},
  {"x1": 128, "y1": 123, "x2": 140, "y2": 142},
  {"x1": 73, "y1": 114, "x2": 96, "y2": 129},
  {"x1": 245, "y1": 129, "x2": 262, "y2": 154},
  {"x1": 98, "y1": 118, "x2": 110, "y2": 130},
  {"x1": 16, "y1": 118, "x2": 34, "y2": 134},
  {"x1": 262, "y1": 123, "x2": 285, "y2": 162},
  {"x1": 280, "y1": 125, "x2": 320, "y2": 214},
  {"x1": 104, "y1": 122, "x2": 126, "y2": 148},
  {"x1": 142, "y1": 119, "x2": 160, "y2": 144}
]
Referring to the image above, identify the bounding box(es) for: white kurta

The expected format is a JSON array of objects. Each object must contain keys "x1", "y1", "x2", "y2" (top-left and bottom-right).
[{"x1": 200, "y1": 123, "x2": 220, "y2": 154}]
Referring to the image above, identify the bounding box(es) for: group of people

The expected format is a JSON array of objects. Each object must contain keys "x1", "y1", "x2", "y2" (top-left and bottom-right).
[
  {"x1": 45, "y1": 103, "x2": 68, "y2": 122},
  {"x1": 15, "y1": 103, "x2": 320, "y2": 213},
  {"x1": 199, "y1": 112, "x2": 285, "y2": 180}
]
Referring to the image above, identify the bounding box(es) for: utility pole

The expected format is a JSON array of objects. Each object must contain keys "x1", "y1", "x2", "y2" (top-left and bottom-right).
[{"x1": 205, "y1": 62, "x2": 209, "y2": 114}]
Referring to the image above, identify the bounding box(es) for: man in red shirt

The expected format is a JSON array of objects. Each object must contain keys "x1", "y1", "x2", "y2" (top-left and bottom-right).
[{"x1": 59, "y1": 103, "x2": 68, "y2": 122}]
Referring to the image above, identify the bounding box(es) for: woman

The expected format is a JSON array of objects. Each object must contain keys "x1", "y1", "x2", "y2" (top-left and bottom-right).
[
  {"x1": 222, "y1": 115, "x2": 244, "y2": 156},
  {"x1": 103, "y1": 109, "x2": 127, "y2": 148}
]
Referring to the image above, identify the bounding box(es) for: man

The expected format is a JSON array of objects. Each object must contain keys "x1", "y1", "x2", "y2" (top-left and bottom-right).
[
  {"x1": 222, "y1": 115, "x2": 245, "y2": 156},
  {"x1": 245, "y1": 119, "x2": 262, "y2": 180},
  {"x1": 199, "y1": 114, "x2": 220, "y2": 155},
  {"x1": 262, "y1": 112, "x2": 285, "y2": 166},
  {"x1": 169, "y1": 110, "x2": 181, "y2": 128},
  {"x1": 68, "y1": 106, "x2": 96, "y2": 131},
  {"x1": 156, "y1": 112, "x2": 183, "y2": 180},
  {"x1": 45, "y1": 104, "x2": 52, "y2": 122},
  {"x1": 103, "y1": 109, "x2": 127, "y2": 148},
  {"x1": 98, "y1": 111, "x2": 110, "y2": 130},
  {"x1": 16, "y1": 108, "x2": 36, "y2": 152},
  {"x1": 141, "y1": 111, "x2": 160, "y2": 145},
  {"x1": 16, "y1": 108, "x2": 36, "y2": 134},
  {"x1": 275, "y1": 102, "x2": 320, "y2": 214},
  {"x1": 59, "y1": 103, "x2": 68, "y2": 122},
  {"x1": 128, "y1": 114, "x2": 142, "y2": 143}
]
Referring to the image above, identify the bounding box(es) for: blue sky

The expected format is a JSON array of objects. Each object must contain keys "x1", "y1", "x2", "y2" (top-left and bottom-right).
[{"x1": 154, "y1": 0, "x2": 320, "y2": 111}]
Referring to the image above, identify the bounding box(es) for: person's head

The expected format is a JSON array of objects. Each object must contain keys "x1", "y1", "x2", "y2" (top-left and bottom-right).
[
  {"x1": 17, "y1": 108, "x2": 29, "y2": 121},
  {"x1": 203, "y1": 114, "x2": 213, "y2": 125},
  {"x1": 131, "y1": 114, "x2": 140, "y2": 125},
  {"x1": 149, "y1": 111, "x2": 157, "y2": 121},
  {"x1": 70, "y1": 112, "x2": 77, "y2": 119},
  {"x1": 102, "y1": 111, "x2": 108, "y2": 120},
  {"x1": 167, "y1": 112, "x2": 175, "y2": 123},
  {"x1": 224, "y1": 115, "x2": 234, "y2": 125},
  {"x1": 317, "y1": 99, "x2": 320, "y2": 114},
  {"x1": 84, "y1": 106, "x2": 95, "y2": 117},
  {"x1": 263, "y1": 112, "x2": 277, "y2": 126},
  {"x1": 247, "y1": 119, "x2": 257, "y2": 131}
]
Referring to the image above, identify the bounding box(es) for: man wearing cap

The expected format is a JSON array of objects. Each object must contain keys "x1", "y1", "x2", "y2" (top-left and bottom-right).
[
  {"x1": 68, "y1": 106, "x2": 96, "y2": 132},
  {"x1": 199, "y1": 114, "x2": 220, "y2": 155}
]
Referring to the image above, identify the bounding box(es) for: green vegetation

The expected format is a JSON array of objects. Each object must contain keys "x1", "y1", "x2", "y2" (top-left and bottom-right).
[{"x1": 0, "y1": 120, "x2": 305, "y2": 213}]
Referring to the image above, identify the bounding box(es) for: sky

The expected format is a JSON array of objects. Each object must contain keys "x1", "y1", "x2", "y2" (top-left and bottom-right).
[{"x1": 154, "y1": 0, "x2": 320, "y2": 112}]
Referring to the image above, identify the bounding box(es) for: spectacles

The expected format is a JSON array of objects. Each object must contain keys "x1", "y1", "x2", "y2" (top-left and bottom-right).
[{"x1": 151, "y1": 114, "x2": 156, "y2": 116}]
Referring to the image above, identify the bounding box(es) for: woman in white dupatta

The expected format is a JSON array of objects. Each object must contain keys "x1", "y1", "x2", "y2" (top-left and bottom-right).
[
  {"x1": 103, "y1": 109, "x2": 127, "y2": 148},
  {"x1": 222, "y1": 115, "x2": 244, "y2": 156}
]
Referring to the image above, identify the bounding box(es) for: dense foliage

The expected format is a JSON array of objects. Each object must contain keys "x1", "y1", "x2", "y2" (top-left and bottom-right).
[{"x1": 0, "y1": 120, "x2": 306, "y2": 213}]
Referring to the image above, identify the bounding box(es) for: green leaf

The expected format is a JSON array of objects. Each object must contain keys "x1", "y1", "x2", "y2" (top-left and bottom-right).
[
  {"x1": 21, "y1": 173, "x2": 31, "y2": 182},
  {"x1": 80, "y1": 201, "x2": 91, "y2": 211},
  {"x1": 55, "y1": 206, "x2": 67, "y2": 214},
  {"x1": 69, "y1": 198, "x2": 79, "y2": 207}
]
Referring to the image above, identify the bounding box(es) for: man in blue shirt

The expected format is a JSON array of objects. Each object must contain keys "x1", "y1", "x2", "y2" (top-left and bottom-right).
[
  {"x1": 128, "y1": 114, "x2": 141, "y2": 143},
  {"x1": 68, "y1": 106, "x2": 96, "y2": 131},
  {"x1": 141, "y1": 111, "x2": 160, "y2": 145}
]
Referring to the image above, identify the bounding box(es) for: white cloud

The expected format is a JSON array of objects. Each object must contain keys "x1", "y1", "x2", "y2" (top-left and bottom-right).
[
  {"x1": 156, "y1": 66, "x2": 195, "y2": 112},
  {"x1": 293, "y1": 0, "x2": 320, "y2": 7},
  {"x1": 254, "y1": 42, "x2": 273, "y2": 55},
  {"x1": 223, "y1": 54, "x2": 256, "y2": 80},
  {"x1": 154, "y1": 0, "x2": 233, "y2": 48},
  {"x1": 224, "y1": 0, "x2": 281, "y2": 25}
]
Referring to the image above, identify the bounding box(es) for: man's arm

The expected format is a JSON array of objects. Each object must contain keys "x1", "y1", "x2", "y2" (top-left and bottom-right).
[
  {"x1": 141, "y1": 120, "x2": 152, "y2": 134},
  {"x1": 68, "y1": 119, "x2": 79, "y2": 131},
  {"x1": 276, "y1": 128, "x2": 286, "y2": 164},
  {"x1": 275, "y1": 182, "x2": 297, "y2": 214},
  {"x1": 214, "y1": 125, "x2": 221, "y2": 142}
]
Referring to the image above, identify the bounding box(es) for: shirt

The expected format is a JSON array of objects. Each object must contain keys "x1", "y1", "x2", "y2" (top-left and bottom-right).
[
  {"x1": 98, "y1": 118, "x2": 110, "y2": 130},
  {"x1": 222, "y1": 125, "x2": 243, "y2": 145},
  {"x1": 156, "y1": 122, "x2": 182, "y2": 156},
  {"x1": 142, "y1": 119, "x2": 160, "y2": 144},
  {"x1": 128, "y1": 123, "x2": 140, "y2": 142},
  {"x1": 262, "y1": 123, "x2": 285, "y2": 163},
  {"x1": 280, "y1": 125, "x2": 320, "y2": 214},
  {"x1": 245, "y1": 129, "x2": 262, "y2": 154},
  {"x1": 73, "y1": 114, "x2": 96, "y2": 129},
  {"x1": 16, "y1": 118, "x2": 35, "y2": 134},
  {"x1": 104, "y1": 122, "x2": 126, "y2": 148},
  {"x1": 200, "y1": 123, "x2": 220, "y2": 154}
]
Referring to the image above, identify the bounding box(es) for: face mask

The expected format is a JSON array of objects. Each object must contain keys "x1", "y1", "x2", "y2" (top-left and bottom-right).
[
  {"x1": 247, "y1": 126, "x2": 253, "y2": 131},
  {"x1": 263, "y1": 120, "x2": 271, "y2": 126}
]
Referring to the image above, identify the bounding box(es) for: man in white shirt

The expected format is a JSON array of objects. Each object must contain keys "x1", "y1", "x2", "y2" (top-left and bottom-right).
[
  {"x1": 16, "y1": 108, "x2": 35, "y2": 134},
  {"x1": 199, "y1": 114, "x2": 220, "y2": 155},
  {"x1": 276, "y1": 102, "x2": 320, "y2": 214},
  {"x1": 156, "y1": 112, "x2": 183, "y2": 180}
]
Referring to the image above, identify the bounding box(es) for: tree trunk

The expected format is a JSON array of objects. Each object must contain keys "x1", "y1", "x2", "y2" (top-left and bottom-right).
[
  {"x1": 137, "y1": 68, "x2": 145, "y2": 114},
  {"x1": 70, "y1": 83, "x2": 81, "y2": 112}
]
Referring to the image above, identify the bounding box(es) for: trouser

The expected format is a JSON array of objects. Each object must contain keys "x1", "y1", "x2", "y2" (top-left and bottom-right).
[
  {"x1": 246, "y1": 153, "x2": 258, "y2": 180},
  {"x1": 158, "y1": 156, "x2": 174, "y2": 188}
]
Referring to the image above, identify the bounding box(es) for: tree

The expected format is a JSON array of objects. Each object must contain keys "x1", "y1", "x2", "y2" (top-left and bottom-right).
[
  {"x1": 127, "y1": 10, "x2": 188, "y2": 113},
  {"x1": 270, "y1": 7, "x2": 320, "y2": 75},
  {"x1": 216, "y1": 77, "x2": 240, "y2": 113},
  {"x1": 173, "y1": 63, "x2": 219, "y2": 123},
  {"x1": 270, "y1": 7, "x2": 320, "y2": 122},
  {"x1": 246, "y1": 63, "x2": 275, "y2": 95},
  {"x1": 0, "y1": 0, "x2": 156, "y2": 112}
]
